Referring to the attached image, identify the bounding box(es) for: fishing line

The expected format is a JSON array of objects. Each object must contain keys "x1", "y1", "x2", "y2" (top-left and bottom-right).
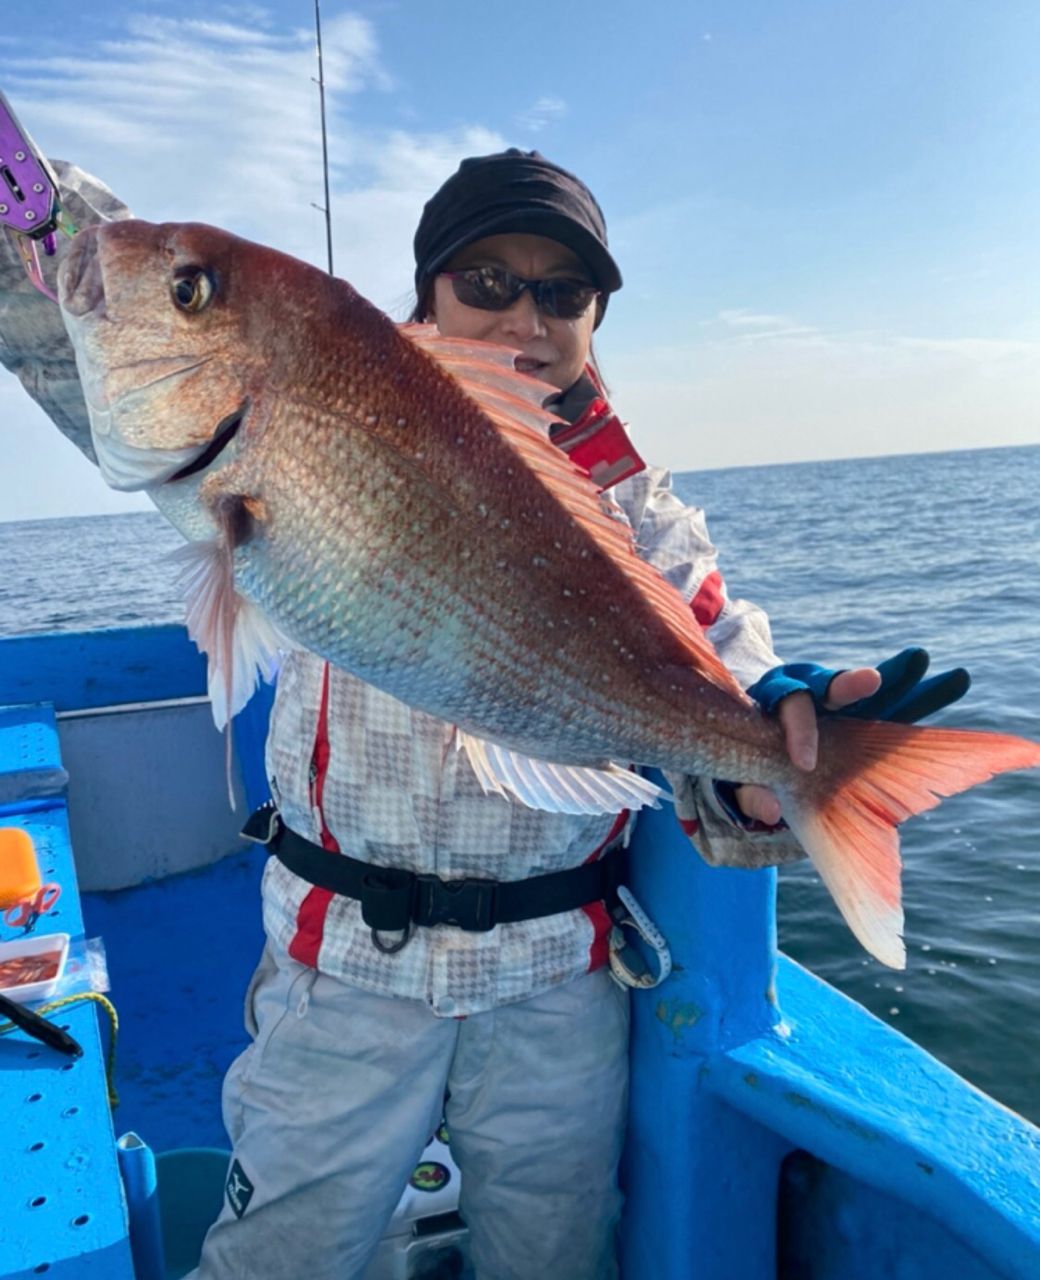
[
  {"x1": 0, "y1": 991, "x2": 120, "y2": 1107},
  {"x1": 313, "y1": 0, "x2": 334, "y2": 275}
]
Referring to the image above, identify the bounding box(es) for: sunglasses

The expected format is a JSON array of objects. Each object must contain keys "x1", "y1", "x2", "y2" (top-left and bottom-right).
[{"x1": 439, "y1": 266, "x2": 600, "y2": 320}]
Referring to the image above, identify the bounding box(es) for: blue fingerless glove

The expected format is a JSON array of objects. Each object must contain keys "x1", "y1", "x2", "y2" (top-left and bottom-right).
[
  {"x1": 715, "y1": 648, "x2": 971, "y2": 829},
  {"x1": 744, "y1": 662, "x2": 836, "y2": 715},
  {"x1": 745, "y1": 647, "x2": 970, "y2": 723}
]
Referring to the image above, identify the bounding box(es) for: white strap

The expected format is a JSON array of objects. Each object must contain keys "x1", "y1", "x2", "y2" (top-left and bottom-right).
[{"x1": 608, "y1": 885, "x2": 673, "y2": 990}]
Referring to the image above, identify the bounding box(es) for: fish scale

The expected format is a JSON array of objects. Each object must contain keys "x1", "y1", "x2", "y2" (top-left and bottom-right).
[
  {"x1": 210, "y1": 354, "x2": 710, "y2": 767},
  {"x1": 56, "y1": 216, "x2": 1040, "y2": 969},
  {"x1": 237, "y1": 420, "x2": 728, "y2": 770},
  {"x1": 228, "y1": 422, "x2": 651, "y2": 763}
]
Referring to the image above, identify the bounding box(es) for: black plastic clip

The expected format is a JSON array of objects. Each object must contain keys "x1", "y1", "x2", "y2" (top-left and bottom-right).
[{"x1": 412, "y1": 874, "x2": 498, "y2": 932}]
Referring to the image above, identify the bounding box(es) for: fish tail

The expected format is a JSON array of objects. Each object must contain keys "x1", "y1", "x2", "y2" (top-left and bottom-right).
[{"x1": 780, "y1": 720, "x2": 1040, "y2": 969}]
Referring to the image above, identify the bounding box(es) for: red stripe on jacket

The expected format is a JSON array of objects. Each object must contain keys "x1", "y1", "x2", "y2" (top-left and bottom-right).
[
  {"x1": 288, "y1": 663, "x2": 339, "y2": 968},
  {"x1": 287, "y1": 669, "x2": 631, "y2": 974},
  {"x1": 583, "y1": 809, "x2": 629, "y2": 972},
  {"x1": 691, "y1": 569, "x2": 725, "y2": 629}
]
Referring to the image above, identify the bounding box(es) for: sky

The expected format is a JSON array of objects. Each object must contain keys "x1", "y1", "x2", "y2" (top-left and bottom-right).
[{"x1": 1, "y1": 0, "x2": 1037, "y2": 520}]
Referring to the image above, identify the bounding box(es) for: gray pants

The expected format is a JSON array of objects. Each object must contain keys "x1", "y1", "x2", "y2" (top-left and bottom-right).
[{"x1": 189, "y1": 944, "x2": 630, "y2": 1280}]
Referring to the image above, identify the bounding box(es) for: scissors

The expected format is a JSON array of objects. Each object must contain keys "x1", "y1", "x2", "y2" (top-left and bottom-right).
[{"x1": 3, "y1": 883, "x2": 61, "y2": 933}]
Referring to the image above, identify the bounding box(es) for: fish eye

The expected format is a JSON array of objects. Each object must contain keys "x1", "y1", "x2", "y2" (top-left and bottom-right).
[{"x1": 171, "y1": 268, "x2": 215, "y2": 314}]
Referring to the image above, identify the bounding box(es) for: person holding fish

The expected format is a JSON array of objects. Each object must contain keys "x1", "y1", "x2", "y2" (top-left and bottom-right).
[{"x1": 3, "y1": 139, "x2": 1018, "y2": 1280}]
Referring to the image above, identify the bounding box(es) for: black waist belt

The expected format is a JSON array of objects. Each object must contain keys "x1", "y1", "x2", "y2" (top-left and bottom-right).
[{"x1": 242, "y1": 803, "x2": 625, "y2": 935}]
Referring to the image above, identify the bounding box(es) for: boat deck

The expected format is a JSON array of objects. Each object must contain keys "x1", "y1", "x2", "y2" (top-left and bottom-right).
[
  {"x1": 1, "y1": 703, "x2": 136, "y2": 1279},
  {"x1": 81, "y1": 845, "x2": 266, "y2": 1153}
]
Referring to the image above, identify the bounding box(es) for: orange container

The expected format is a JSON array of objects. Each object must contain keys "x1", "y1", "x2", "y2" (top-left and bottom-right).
[{"x1": 0, "y1": 828, "x2": 41, "y2": 909}]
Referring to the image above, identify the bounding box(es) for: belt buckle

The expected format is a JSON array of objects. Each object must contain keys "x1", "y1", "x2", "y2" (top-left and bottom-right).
[{"x1": 413, "y1": 874, "x2": 498, "y2": 932}]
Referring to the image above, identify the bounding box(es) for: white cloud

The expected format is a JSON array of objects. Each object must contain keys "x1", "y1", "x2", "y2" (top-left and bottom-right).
[
  {"x1": 0, "y1": 10, "x2": 494, "y2": 309},
  {"x1": 712, "y1": 310, "x2": 821, "y2": 344},
  {"x1": 601, "y1": 318, "x2": 1040, "y2": 470},
  {"x1": 329, "y1": 124, "x2": 505, "y2": 314},
  {"x1": 893, "y1": 336, "x2": 1036, "y2": 363},
  {"x1": 705, "y1": 310, "x2": 1038, "y2": 364},
  {"x1": 515, "y1": 96, "x2": 567, "y2": 133},
  {"x1": 0, "y1": 10, "x2": 508, "y2": 518},
  {"x1": 4, "y1": 12, "x2": 386, "y2": 251},
  {"x1": 716, "y1": 309, "x2": 796, "y2": 329},
  {"x1": 216, "y1": 3, "x2": 274, "y2": 25}
]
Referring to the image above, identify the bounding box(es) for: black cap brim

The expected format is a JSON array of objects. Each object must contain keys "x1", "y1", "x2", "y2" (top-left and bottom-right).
[{"x1": 420, "y1": 208, "x2": 622, "y2": 295}]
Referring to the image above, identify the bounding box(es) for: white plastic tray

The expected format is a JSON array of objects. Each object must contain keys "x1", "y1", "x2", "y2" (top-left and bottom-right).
[{"x1": 0, "y1": 932, "x2": 70, "y2": 1003}]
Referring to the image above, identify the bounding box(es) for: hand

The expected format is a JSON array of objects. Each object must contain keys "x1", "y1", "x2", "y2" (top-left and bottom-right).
[{"x1": 734, "y1": 667, "x2": 882, "y2": 826}]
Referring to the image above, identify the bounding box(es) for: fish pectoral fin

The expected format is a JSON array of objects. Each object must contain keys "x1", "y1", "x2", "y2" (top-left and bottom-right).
[
  {"x1": 169, "y1": 539, "x2": 286, "y2": 730},
  {"x1": 457, "y1": 731, "x2": 671, "y2": 815}
]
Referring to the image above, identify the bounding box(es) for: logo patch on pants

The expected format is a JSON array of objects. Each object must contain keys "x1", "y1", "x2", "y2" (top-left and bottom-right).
[{"x1": 225, "y1": 1158, "x2": 255, "y2": 1219}]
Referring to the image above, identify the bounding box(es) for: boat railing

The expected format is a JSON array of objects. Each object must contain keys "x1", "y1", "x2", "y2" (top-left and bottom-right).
[{"x1": 623, "y1": 779, "x2": 1040, "y2": 1279}]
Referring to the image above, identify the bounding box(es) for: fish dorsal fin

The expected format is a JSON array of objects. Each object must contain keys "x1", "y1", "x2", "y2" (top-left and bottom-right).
[
  {"x1": 400, "y1": 324, "x2": 561, "y2": 435},
  {"x1": 400, "y1": 325, "x2": 748, "y2": 701},
  {"x1": 170, "y1": 538, "x2": 285, "y2": 730},
  {"x1": 457, "y1": 730, "x2": 670, "y2": 815}
]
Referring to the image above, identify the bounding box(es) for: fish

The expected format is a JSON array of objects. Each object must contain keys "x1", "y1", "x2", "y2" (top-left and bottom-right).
[
  {"x1": 0, "y1": 162, "x2": 223, "y2": 545},
  {"x1": 56, "y1": 217, "x2": 1040, "y2": 970}
]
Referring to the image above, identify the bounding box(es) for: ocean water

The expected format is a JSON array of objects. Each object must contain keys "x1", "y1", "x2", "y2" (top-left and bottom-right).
[
  {"x1": 674, "y1": 444, "x2": 1040, "y2": 1124},
  {"x1": 0, "y1": 444, "x2": 1037, "y2": 1122}
]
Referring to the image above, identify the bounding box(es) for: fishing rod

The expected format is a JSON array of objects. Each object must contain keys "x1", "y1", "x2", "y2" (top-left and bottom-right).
[{"x1": 313, "y1": 0, "x2": 335, "y2": 276}]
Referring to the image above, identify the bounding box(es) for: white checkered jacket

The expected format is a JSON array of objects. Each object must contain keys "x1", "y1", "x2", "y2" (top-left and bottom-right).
[{"x1": 263, "y1": 465, "x2": 802, "y2": 1017}]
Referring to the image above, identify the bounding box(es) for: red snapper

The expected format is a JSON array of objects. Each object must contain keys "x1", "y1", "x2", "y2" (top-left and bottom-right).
[{"x1": 57, "y1": 218, "x2": 1040, "y2": 969}]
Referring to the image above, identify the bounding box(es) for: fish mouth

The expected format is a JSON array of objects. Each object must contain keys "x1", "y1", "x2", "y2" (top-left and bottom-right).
[
  {"x1": 58, "y1": 225, "x2": 106, "y2": 319},
  {"x1": 165, "y1": 405, "x2": 246, "y2": 484}
]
